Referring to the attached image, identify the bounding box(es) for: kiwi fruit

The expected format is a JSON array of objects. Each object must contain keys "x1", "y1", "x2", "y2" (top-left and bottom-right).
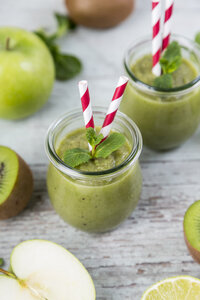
[
  {"x1": 65, "y1": 0, "x2": 134, "y2": 29},
  {"x1": 184, "y1": 200, "x2": 200, "y2": 263},
  {"x1": 0, "y1": 146, "x2": 33, "y2": 219}
]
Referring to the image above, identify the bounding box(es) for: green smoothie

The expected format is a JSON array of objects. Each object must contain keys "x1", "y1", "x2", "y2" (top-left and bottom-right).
[
  {"x1": 47, "y1": 127, "x2": 142, "y2": 232},
  {"x1": 57, "y1": 128, "x2": 131, "y2": 172},
  {"x1": 121, "y1": 52, "x2": 200, "y2": 150},
  {"x1": 132, "y1": 55, "x2": 197, "y2": 87}
]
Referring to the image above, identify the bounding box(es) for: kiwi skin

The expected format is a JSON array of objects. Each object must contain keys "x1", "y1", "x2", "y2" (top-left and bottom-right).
[
  {"x1": 184, "y1": 232, "x2": 200, "y2": 264},
  {"x1": 65, "y1": 0, "x2": 134, "y2": 29},
  {"x1": 0, "y1": 153, "x2": 33, "y2": 220}
]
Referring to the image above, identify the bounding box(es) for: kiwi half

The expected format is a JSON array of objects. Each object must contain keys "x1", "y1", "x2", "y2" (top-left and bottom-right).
[
  {"x1": 184, "y1": 200, "x2": 200, "y2": 263},
  {"x1": 0, "y1": 146, "x2": 33, "y2": 219}
]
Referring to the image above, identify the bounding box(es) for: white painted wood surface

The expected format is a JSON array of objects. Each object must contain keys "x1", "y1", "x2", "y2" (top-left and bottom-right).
[{"x1": 1, "y1": 0, "x2": 200, "y2": 299}]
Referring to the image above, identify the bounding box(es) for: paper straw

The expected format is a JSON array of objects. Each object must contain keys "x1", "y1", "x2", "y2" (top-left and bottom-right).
[
  {"x1": 162, "y1": 0, "x2": 174, "y2": 51},
  {"x1": 78, "y1": 80, "x2": 94, "y2": 151},
  {"x1": 152, "y1": 0, "x2": 162, "y2": 76},
  {"x1": 100, "y1": 76, "x2": 128, "y2": 140}
]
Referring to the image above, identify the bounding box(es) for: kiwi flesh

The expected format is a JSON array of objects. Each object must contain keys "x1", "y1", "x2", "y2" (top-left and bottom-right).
[
  {"x1": 0, "y1": 146, "x2": 33, "y2": 219},
  {"x1": 65, "y1": 0, "x2": 134, "y2": 29},
  {"x1": 184, "y1": 200, "x2": 200, "y2": 263}
]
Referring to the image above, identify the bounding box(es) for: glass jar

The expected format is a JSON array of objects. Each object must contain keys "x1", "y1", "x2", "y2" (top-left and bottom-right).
[
  {"x1": 120, "y1": 35, "x2": 200, "y2": 150},
  {"x1": 45, "y1": 107, "x2": 143, "y2": 233}
]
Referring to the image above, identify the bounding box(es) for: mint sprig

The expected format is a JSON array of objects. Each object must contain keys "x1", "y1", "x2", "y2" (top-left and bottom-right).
[
  {"x1": 34, "y1": 13, "x2": 82, "y2": 81},
  {"x1": 63, "y1": 128, "x2": 126, "y2": 168},
  {"x1": 153, "y1": 41, "x2": 182, "y2": 89}
]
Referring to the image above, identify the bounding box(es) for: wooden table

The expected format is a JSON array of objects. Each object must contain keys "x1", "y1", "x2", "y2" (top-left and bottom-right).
[{"x1": 1, "y1": 0, "x2": 200, "y2": 298}]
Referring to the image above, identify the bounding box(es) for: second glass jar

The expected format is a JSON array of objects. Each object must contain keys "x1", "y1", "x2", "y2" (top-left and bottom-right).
[{"x1": 120, "y1": 35, "x2": 200, "y2": 150}]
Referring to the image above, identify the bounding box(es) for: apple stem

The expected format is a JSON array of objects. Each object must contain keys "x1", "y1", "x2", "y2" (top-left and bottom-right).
[
  {"x1": 5, "y1": 37, "x2": 10, "y2": 51},
  {"x1": 0, "y1": 268, "x2": 17, "y2": 279}
]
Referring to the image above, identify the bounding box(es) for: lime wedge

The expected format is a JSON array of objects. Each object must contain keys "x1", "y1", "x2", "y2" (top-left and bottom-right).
[{"x1": 141, "y1": 276, "x2": 200, "y2": 299}]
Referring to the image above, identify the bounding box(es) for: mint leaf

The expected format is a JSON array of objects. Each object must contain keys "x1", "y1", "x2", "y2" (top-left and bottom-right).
[
  {"x1": 86, "y1": 128, "x2": 104, "y2": 148},
  {"x1": 63, "y1": 148, "x2": 91, "y2": 168},
  {"x1": 86, "y1": 127, "x2": 96, "y2": 146},
  {"x1": 153, "y1": 73, "x2": 173, "y2": 89},
  {"x1": 95, "y1": 132, "x2": 125, "y2": 159},
  {"x1": 160, "y1": 41, "x2": 182, "y2": 74},
  {"x1": 54, "y1": 53, "x2": 82, "y2": 81}
]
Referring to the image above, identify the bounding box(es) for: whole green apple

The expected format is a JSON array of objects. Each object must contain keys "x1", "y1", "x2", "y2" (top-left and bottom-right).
[{"x1": 0, "y1": 27, "x2": 55, "y2": 119}]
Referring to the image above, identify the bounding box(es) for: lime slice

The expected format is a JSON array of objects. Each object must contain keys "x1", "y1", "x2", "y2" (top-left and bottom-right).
[{"x1": 141, "y1": 276, "x2": 200, "y2": 299}]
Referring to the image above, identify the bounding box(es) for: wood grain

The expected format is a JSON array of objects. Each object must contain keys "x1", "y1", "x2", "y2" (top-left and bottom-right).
[{"x1": 0, "y1": 0, "x2": 200, "y2": 299}]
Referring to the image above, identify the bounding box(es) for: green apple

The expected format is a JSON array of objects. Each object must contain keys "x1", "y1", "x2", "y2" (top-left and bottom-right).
[
  {"x1": 0, "y1": 27, "x2": 55, "y2": 119},
  {"x1": 0, "y1": 240, "x2": 96, "y2": 299}
]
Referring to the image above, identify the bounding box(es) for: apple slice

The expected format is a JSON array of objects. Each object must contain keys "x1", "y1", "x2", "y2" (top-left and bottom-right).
[{"x1": 0, "y1": 240, "x2": 96, "y2": 300}]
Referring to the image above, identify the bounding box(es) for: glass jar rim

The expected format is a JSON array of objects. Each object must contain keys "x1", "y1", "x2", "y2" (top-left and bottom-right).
[
  {"x1": 124, "y1": 34, "x2": 200, "y2": 95},
  {"x1": 45, "y1": 107, "x2": 142, "y2": 180}
]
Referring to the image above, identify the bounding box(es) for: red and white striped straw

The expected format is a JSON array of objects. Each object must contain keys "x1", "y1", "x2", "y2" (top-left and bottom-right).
[
  {"x1": 162, "y1": 0, "x2": 174, "y2": 51},
  {"x1": 152, "y1": 0, "x2": 162, "y2": 76},
  {"x1": 78, "y1": 80, "x2": 94, "y2": 150},
  {"x1": 100, "y1": 76, "x2": 128, "y2": 140}
]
